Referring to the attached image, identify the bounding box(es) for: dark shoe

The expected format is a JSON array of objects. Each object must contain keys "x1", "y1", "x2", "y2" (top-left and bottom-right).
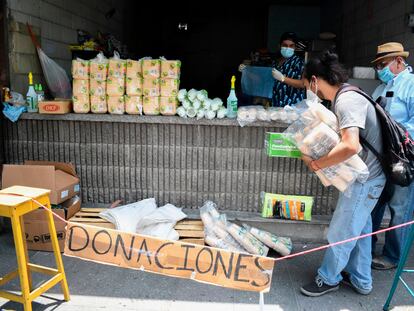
[
  {"x1": 372, "y1": 256, "x2": 397, "y2": 270},
  {"x1": 341, "y1": 271, "x2": 371, "y2": 295},
  {"x1": 300, "y1": 277, "x2": 339, "y2": 297}
]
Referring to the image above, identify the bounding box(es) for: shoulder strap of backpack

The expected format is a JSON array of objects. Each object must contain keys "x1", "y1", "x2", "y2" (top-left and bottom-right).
[{"x1": 333, "y1": 84, "x2": 384, "y2": 162}]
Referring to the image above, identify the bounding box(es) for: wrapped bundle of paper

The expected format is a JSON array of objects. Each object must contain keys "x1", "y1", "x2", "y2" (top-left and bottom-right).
[
  {"x1": 125, "y1": 95, "x2": 143, "y2": 115},
  {"x1": 143, "y1": 96, "x2": 160, "y2": 115},
  {"x1": 107, "y1": 96, "x2": 125, "y2": 115},
  {"x1": 91, "y1": 95, "x2": 107, "y2": 114}
]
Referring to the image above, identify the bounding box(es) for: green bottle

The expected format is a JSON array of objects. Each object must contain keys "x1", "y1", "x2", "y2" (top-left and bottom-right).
[{"x1": 226, "y1": 75, "x2": 238, "y2": 118}]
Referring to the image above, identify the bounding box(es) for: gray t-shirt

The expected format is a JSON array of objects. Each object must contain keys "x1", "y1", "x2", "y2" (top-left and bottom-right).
[{"x1": 334, "y1": 91, "x2": 383, "y2": 180}]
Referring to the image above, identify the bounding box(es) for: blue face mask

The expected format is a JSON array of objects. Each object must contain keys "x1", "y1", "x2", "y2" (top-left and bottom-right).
[
  {"x1": 377, "y1": 61, "x2": 396, "y2": 84},
  {"x1": 281, "y1": 47, "x2": 295, "y2": 58}
]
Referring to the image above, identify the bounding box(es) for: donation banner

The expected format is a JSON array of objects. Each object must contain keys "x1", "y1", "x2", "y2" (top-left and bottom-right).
[{"x1": 64, "y1": 223, "x2": 274, "y2": 292}]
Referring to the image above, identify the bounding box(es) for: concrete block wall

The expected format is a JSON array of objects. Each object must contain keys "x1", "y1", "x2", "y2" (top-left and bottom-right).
[
  {"x1": 6, "y1": 0, "x2": 125, "y2": 94},
  {"x1": 340, "y1": 0, "x2": 414, "y2": 66}
]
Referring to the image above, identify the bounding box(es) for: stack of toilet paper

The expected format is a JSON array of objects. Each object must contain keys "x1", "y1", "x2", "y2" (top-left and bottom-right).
[
  {"x1": 72, "y1": 59, "x2": 90, "y2": 113},
  {"x1": 142, "y1": 59, "x2": 161, "y2": 115},
  {"x1": 125, "y1": 59, "x2": 143, "y2": 114},
  {"x1": 159, "y1": 59, "x2": 180, "y2": 116},
  {"x1": 107, "y1": 54, "x2": 126, "y2": 114},
  {"x1": 89, "y1": 53, "x2": 108, "y2": 113}
]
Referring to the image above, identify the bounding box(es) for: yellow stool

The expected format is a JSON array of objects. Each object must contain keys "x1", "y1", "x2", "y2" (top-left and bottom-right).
[{"x1": 0, "y1": 186, "x2": 70, "y2": 311}]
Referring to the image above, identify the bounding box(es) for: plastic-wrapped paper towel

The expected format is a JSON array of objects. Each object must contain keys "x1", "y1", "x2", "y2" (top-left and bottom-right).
[
  {"x1": 160, "y1": 78, "x2": 179, "y2": 97},
  {"x1": 72, "y1": 59, "x2": 89, "y2": 79},
  {"x1": 143, "y1": 96, "x2": 160, "y2": 115},
  {"x1": 126, "y1": 78, "x2": 143, "y2": 96},
  {"x1": 90, "y1": 52, "x2": 108, "y2": 81},
  {"x1": 126, "y1": 59, "x2": 143, "y2": 79},
  {"x1": 161, "y1": 59, "x2": 181, "y2": 79},
  {"x1": 72, "y1": 79, "x2": 89, "y2": 96},
  {"x1": 108, "y1": 52, "x2": 126, "y2": 79},
  {"x1": 106, "y1": 78, "x2": 125, "y2": 96},
  {"x1": 73, "y1": 94, "x2": 90, "y2": 113},
  {"x1": 90, "y1": 95, "x2": 107, "y2": 114},
  {"x1": 160, "y1": 96, "x2": 178, "y2": 116},
  {"x1": 142, "y1": 59, "x2": 161, "y2": 78},
  {"x1": 90, "y1": 80, "x2": 106, "y2": 97},
  {"x1": 143, "y1": 78, "x2": 160, "y2": 97},
  {"x1": 107, "y1": 96, "x2": 125, "y2": 115},
  {"x1": 125, "y1": 95, "x2": 143, "y2": 115}
]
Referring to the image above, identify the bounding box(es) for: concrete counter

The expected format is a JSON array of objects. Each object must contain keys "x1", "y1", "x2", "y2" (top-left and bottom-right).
[{"x1": 1, "y1": 113, "x2": 338, "y2": 215}]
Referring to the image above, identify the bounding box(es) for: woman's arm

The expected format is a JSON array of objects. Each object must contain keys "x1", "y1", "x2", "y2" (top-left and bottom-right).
[{"x1": 284, "y1": 77, "x2": 305, "y2": 89}]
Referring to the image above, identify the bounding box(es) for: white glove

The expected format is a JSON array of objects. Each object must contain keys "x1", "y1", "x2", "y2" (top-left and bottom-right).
[
  {"x1": 272, "y1": 68, "x2": 285, "y2": 82},
  {"x1": 239, "y1": 64, "x2": 247, "y2": 72}
]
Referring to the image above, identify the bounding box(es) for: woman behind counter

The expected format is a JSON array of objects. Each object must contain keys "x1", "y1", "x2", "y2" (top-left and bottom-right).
[{"x1": 239, "y1": 31, "x2": 305, "y2": 107}]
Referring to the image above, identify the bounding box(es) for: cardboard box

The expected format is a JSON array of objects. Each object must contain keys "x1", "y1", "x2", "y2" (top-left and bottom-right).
[
  {"x1": 2, "y1": 161, "x2": 80, "y2": 205},
  {"x1": 38, "y1": 100, "x2": 72, "y2": 114},
  {"x1": 264, "y1": 132, "x2": 301, "y2": 158},
  {"x1": 23, "y1": 196, "x2": 81, "y2": 251}
]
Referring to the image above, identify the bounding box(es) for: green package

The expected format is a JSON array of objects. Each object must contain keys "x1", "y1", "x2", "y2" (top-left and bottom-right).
[
  {"x1": 264, "y1": 132, "x2": 301, "y2": 158},
  {"x1": 261, "y1": 192, "x2": 313, "y2": 221}
]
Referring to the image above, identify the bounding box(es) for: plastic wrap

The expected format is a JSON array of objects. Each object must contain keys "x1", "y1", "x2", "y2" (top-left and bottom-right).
[
  {"x1": 126, "y1": 59, "x2": 143, "y2": 79},
  {"x1": 106, "y1": 78, "x2": 125, "y2": 96},
  {"x1": 90, "y1": 52, "x2": 108, "y2": 81},
  {"x1": 143, "y1": 96, "x2": 160, "y2": 115},
  {"x1": 142, "y1": 59, "x2": 161, "y2": 78},
  {"x1": 91, "y1": 95, "x2": 107, "y2": 114},
  {"x1": 237, "y1": 106, "x2": 264, "y2": 127},
  {"x1": 242, "y1": 224, "x2": 292, "y2": 256},
  {"x1": 73, "y1": 94, "x2": 90, "y2": 113},
  {"x1": 160, "y1": 78, "x2": 179, "y2": 97},
  {"x1": 125, "y1": 95, "x2": 143, "y2": 115},
  {"x1": 143, "y1": 78, "x2": 160, "y2": 97},
  {"x1": 90, "y1": 80, "x2": 106, "y2": 97},
  {"x1": 72, "y1": 79, "x2": 89, "y2": 96},
  {"x1": 107, "y1": 96, "x2": 125, "y2": 114},
  {"x1": 126, "y1": 78, "x2": 143, "y2": 96},
  {"x1": 160, "y1": 97, "x2": 178, "y2": 116},
  {"x1": 72, "y1": 59, "x2": 89, "y2": 79},
  {"x1": 161, "y1": 59, "x2": 181, "y2": 79},
  {"x1": 108, "y1": 52, "x2": 126, "y2": 79},
  {"x1": 226, "y1": 223, "x2": 269, "y2": 256}
]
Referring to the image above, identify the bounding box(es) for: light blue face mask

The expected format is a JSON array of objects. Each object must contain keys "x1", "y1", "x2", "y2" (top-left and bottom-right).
[
  {"x1": 377, "y1": 60, "x2": 396, "y2": 84},
  {"x1": 281, "y1": 47, "x2": 295, "y2": 58}
]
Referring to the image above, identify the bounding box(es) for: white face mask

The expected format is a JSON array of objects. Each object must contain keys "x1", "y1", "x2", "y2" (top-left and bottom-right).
[{"x1": 306, "y1": 79, "x2": 322, "y2": 103}]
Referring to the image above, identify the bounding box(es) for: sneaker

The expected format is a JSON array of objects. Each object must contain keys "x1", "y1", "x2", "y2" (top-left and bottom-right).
[
  {"x1": 372, "y1": 256, "x2": 397, "y2": 270},
  {"x1": 341, "y1": 271, "x2": 371, "y2": 295},
  {"x1": 300, "y1": 276, "x2": 339, "y2": 297}
]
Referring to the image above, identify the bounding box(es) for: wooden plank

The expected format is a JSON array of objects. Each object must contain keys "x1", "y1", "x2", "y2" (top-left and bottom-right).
[
  {"x1": 176, "y1": 230, "x2": 205, "y2": 238},
  {"x1": 80, "y1": 208, "x2": 108, "y2": 213},
  {"x1": 73, "y1": 212, "x2": 105, "y2": 218},
  {"x1": 68, "y1": 218, "x2": 109, "y2": 223},
  {"x1": 179, "y1": 238, "x2": 205, "y2": 246},
  {"x1": 174, "y1": 224, "x2": 204, "y2": 231},
  {"x1": 177, "y1": 219, "x2": 203, "y2": 225}
]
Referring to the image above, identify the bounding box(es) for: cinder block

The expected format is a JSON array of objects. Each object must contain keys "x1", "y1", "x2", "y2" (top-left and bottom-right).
[{"x1": 10, "y1": 32, "x2": 36, "y2": 54}]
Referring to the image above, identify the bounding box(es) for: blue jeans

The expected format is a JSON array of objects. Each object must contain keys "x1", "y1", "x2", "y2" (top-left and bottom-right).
[
  {"x1": 318, "y1": 174, "x2": 386, "y2": 291},
  {"x1": 371, "y1": 182, "x2": 414, "y2": 264}
]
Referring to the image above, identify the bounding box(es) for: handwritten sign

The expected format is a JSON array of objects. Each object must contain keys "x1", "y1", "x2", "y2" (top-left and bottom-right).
[{"x1": 64, "y1": 223, "x2": 274, "y2": 292}]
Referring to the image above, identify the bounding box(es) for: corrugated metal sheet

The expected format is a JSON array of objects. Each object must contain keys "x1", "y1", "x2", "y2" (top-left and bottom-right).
[{"x1": 1, "y1": 115, "x2": 338, "y2": 214}]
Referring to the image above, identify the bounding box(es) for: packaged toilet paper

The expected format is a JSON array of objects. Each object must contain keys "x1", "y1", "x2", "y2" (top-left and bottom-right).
[
  {"x1": 73, "y1": 94, "x2": 90, "y2": 113},
  {"x1": 125, "y1": 95, "x2": 143, "y2": 115},
  {"x1": 90, "y1": 95, "x2": 107, "y2": 114},
  {"x1": 107, "y1": 95, "x2": 125, "y2": 115},
  {"x1": 160, "y1": 78, "x2": 179, "y2": 97},
  {"x1": 143, "y1": 78, "x2": 160, "y2": 97},
  {"x1": 108, "y1": 52, "x2": 126, "y2": 79},
  {"x1": 106, "y1": 77, "x2": 125, "y2": 96},
  {"x1": 142, "y1": 59, "x2": 161, "y2": 78},
  {"x1": 90, "y1": 80, "x2": 106, "y2": 97},
  {"x1": 72, "y1": 79, "x2": 89, "y2": 96},
  {"x1": 72, "y1": 59, "x2": 89, "y2": 79},
  {"x1": 161, "y1": 60, "x2": 181, "y2": 79},
  {"x1": 143, "y1": 96, "x2": 160, "y2": 115},
  {"x1": 160, "y1": 96, "x2": 178, "y2": 116},
  {"x1": 126, "y1": 78, "x2": 143, "y2": 96},
  {"x1": 89, "y1": 52, "x2": 108, "y2": 81},
  {"x1": 126, "y1": 59, "x2": 143, "y2": 79}
]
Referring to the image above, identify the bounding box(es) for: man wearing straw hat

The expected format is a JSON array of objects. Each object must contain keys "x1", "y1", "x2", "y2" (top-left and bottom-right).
[{"x1": 371, "y1": 42, "x2": 414, "y2": 270}]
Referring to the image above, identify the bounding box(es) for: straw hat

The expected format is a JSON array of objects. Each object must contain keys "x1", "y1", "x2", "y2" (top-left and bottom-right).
[{"x1": 371, "y1": 42, "x2": 409, "y2": 63}]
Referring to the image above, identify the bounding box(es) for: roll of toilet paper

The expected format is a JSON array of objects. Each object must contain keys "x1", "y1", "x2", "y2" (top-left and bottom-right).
[
  {"x1": 90, "y1": 62, "x2": 108, "y2": 81},
  {"x1": 160, "y1": 96, "x2": 178, "y2": 116},
  {"x1": 160, "y1": 78, "x2": 180, "y2": 97},
  {"x1": 108, "y1": 59, "x2": 126, "y2": 79},
  {"x1": 107, "y1": 96, "x2": 125, "y2": 115},
  {"x1": 142, "y1": 59, "x2": 161, "y2": 78},
  {"x1": 125, "y1": 95, "x2": 143, "y2": 115},
  {"x1": 126, "y1": 78, "x2": 143, "y2": 96},
  {"x1": 73, "y1": 94, "x2": 90, "y2": 113},
  {"x1": 72, "y1": 59, "x2": 89, "y2": 79},
  {"x1": 73, "y1": 79, "x2": 89, "y2": 96},
  {"x1": 143, "y1": 96, "x2": 160, "y2": 115},
  {"x1": 161, "y1": 60, "x2": 181, "y2": 79},
  {"x1": 90, "y1": 95, "x2": 107, "y2": 114},
  {"x1": 90, "y1": 80, "x2": 106, "y2": 97},
  {"x1": 106, "y1": 78, "x2": 125, "y2": 96},
  {"x1": 126, "y1": 59, "x2": 143, "y2": 79},
  {"x1": 143, "y1": 78, "x2": 160, "y2": 97}
]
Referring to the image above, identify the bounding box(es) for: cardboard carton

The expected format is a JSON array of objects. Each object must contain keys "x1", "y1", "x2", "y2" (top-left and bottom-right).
[
  {"x1": 264, "y1": 132, "x2": 301, "y2": 158},
  {"x1": 38, "y1": 100, "x2": 72, "y2": 114},
  {"x1": 2, "y1": 161, "x2": 80, "y2": 205}
]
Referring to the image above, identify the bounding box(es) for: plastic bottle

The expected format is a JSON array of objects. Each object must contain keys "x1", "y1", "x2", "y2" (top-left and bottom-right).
[
  {"x1": 26, "y1": 72, "x2": 38, "y2": 112},
  {"x1": 226, "y1": 75, "x2": 238, "y2": 118},
  {"x1": 37, "y1": 84, "x2": 45, "y2": 102}
]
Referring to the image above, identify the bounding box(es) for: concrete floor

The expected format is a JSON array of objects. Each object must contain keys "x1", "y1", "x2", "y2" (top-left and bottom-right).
[{"x1": 1, "y1": 230, "x2": 414, "y2": 311}]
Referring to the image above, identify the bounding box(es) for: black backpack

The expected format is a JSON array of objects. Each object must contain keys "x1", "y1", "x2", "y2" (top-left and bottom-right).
[{"x1": 334, "y1": 84, "x2": 414, "y2": 187}]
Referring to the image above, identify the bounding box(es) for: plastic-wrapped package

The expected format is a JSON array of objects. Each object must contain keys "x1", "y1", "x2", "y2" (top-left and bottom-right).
[
  {"x1": 107, "y1": 96, "x2": 125, "y2": 114},
  {"x1": 177, "y1": 106, "x2": 187, "y2": 118},
  {"x1": 72, "y1": 59, "x2": 89, "y2": 79},
  {"x1": 211, "y1": 98, "x2": 223, "y2": 111},
  {"x1": 217, "y1": 107, "x2": 227, "y2": 119},
  {"x1": 177, "y1": 89, "x2": 187, "y2": 102},
  {"x1": 187, "y1": 89, "x2": 197, "y2": 101},
  {"x1": 227, "y1": 223, "x2": 269, "y2": 256},
  {"x1": 160, "y1": 96, "x2": 178, "y2": 116},
  {"x1": 72, "y1": 79, "x2": 89, "y2": 96},
  {"x1": 143, "y1": 96, "x2": 160, "y2": 115},
  {"x1": 143, "y1": 78, "x2": 160, "y2": 97},
  {"x1": 268, "y1": 107, "x2": 283, "y2": 121},
  {"x1": 106, "y1": 77, "x2": 125, "y2": 96},
  {"x1": 90, "y1": 80, "x2": 106, "y2": 97},
  {"x1": 196, "y1": 109, "x2": 206, "y2": 120},
  {"x1": 237, "y1": 106, "x2": 264, "y2": 127},
  {"x1": 160, "y1": 78, "x2": 179, "y2": 97},
  {"x1": 126, "y1": 78, "x2": 143, "y2": 96},
  {"x1": 91, "y1": 95, "x2": 107, "y2": 114},
  {"x1": 205, "y1": 110, "x2": 216, "y2": 120},
  {"x1": 142, "y1": 59, "x2": 161, "y2": 78},
  {"x1": 108, "y1": 52, "x2": 126, "y2": 79},
  {"x1": 186, "y1": 107, "x2": 197, "y2": 118},
  {"x1": 203, "y1": 99, "x2": 212, "y2": 110},
  {"x1": 125, "y1": 95, "x2": 143, "y2": 115},
  {"x1": 73, "y1": 94, "x2": 90, "y2": 113},
  {"x1": 126, "y1": 59, "x2": 143, "y2": 79},
  {"x1": 161, "y1": 59, "x2": 181, "y2": 79},
  {"x1": 90, "y1": 52, "x2": 108, "y2": 81},
  {"x1": 242, "y1": 224, "x2": 292, "y2": 256},
  {"x1": 197, "y1": 90, "x2": 208, "y2": 102}
]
